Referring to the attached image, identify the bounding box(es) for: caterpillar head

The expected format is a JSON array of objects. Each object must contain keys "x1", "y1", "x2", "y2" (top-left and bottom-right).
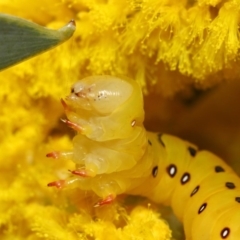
[{"x1": 66, "y1": 75, "x2": 135, "y2": 115}]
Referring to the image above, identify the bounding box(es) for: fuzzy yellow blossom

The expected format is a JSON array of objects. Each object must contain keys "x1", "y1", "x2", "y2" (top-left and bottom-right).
[
  {"x1": 121, "y1": 206, "x2": 172, "y2": 240},
  {"x1": 0, "y1": 0, "x2": 240, "y2": 239}
]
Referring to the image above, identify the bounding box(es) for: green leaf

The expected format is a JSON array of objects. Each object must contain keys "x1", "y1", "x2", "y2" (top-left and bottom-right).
[{"x1": 0, "y1": 13, "x2": 76, "y2": 71}]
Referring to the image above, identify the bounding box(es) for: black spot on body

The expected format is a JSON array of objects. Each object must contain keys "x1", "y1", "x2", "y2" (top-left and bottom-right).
[
  {"x1": 148, "y1": 139, "x2": 152, "y2": 146},
  {"x1": 188, "y1": 146, "x2": 197, "y2": 157},
  {"x1": 235, "y1": 197, "x2": 240, "y2": 203},
  {"x1": 181, "y1": 173, "x2": 190, "y2": 184},
  {"x1": 221, "y1": 227, "x2": 230, "y2": 239},
  {"x1": 152, "y1": 166, "x2": 158, "y2": 177},
  {"x1": 215, "y1": 166, "x2": 225, "y2": 173},
  {"x1": 198, "y1": 203, "x2": 207, "y2": 214},
  {"x1": 157, "y1": 133, "x2": 165, "y2": 147},
  {"x1": 226, "y1": 182, "x2": 235, "y2": 189},
  {"x1": 190, "y1": 185, "x2": 200, "y2": 197},
  {"x1": 167, "y1": 164, "x2": 177, "y2": 177}
]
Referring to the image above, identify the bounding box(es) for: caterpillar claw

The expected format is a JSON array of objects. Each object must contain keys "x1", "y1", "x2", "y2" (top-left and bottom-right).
[
  {"x1": 61, "y1": 118, "x2": 83, "y2": 132},
  {"x1": 94, "y1": 195, "x2": 115, "y2": 207},
  {"x1": 47, "y1": 180, "x2": 65, "y2": 188},
  {"x1": 61, "y1": 98, "x2": 68, "y2": 110},
  {"x1": 69, "y1": 169, "x2": 88, "y2": 177},
  {"x1": 46, "y1": 151, "x2": 60, "y2": 159},
  {"x1": 46, "y1": 151, "x2": 73, "y2": 160},
  {"x1": 69, "y1": 169, "x2": 96, "y2": 177}
]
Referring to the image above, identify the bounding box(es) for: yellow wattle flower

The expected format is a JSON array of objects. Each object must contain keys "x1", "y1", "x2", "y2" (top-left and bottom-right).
[{"x1": 0, "y1": 0, "x2": 240, "y2": 239}]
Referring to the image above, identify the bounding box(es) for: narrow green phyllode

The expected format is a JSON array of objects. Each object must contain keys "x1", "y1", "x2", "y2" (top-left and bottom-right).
[{"x1": 0, "y1": 13, "x2": 76, "y2": 70}]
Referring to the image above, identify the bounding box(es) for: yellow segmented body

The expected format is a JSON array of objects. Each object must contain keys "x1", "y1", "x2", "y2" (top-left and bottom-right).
[{"x1": 48, "y1": 75, "x2": 240, "y2": 240}]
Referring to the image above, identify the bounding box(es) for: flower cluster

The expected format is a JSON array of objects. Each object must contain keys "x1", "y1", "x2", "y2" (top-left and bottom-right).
[{"x1": 0, "y1": 0, "x2": 239, "y2": 239}]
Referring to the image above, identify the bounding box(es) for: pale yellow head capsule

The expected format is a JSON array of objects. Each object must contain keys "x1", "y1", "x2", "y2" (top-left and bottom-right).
[{"x1": 67, "y1": 75, "x2": 133, "y2": 115}]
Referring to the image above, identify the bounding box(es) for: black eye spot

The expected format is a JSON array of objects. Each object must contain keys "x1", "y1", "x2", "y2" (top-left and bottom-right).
[
  {"x1": 181, "y1": 173, "x2": 190, "y2": 185},
  {"x1": 198, "y1": 203, "x2": 207, "y2": 214},
  {"x1": 221, "y1": 227, "x2": 230, "y2": 239},
  {"x1": 188, "y1": 146, "x2": 197, "y2": 157},
  {"x1": 157, "y1": 133, "x2": 165, "y2": 147},
  {"x1": 71, "y1": 88, "x2": 74, "y2": 93},
  {"x1": 152, "y1": 166, "x2": 158, "y2": 177},
  {"x1": 226, "y1": 182, "x2": 235, "y2": 189},
  {"x1": 148, "y1": 140, "x2": 152, "y2": 146},
  {"x1": 235, "y1": 197, "x2": 240, "y2": 203},
  {"x1": 215, "y1": 166, "x2": 225, "y2": 173},
  {"x1": 190, "y1": 185, "x2": 200, "y2": 197},
  {"x1": 167, "y1": 164, "x2": 177, "y2": 177},
  {"x1": 97, "y1": 92, "x2": 104, "y2": 99}
]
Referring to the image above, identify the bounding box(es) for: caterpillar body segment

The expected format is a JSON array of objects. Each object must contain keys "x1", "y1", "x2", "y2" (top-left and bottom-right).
[{"x1": 48, "y1": 75, "x2": 240, "y2": 240}]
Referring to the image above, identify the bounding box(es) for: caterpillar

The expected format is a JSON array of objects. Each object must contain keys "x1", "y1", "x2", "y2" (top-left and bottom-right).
[{"x1": 47, "y1": 75, "x2": 240, "y2": 240}]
